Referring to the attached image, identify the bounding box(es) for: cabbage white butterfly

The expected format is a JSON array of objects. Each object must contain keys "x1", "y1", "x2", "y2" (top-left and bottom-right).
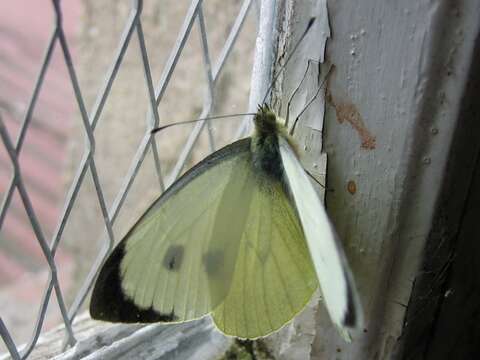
[
  {"x1": 90, "y1": 103, "x2": 362, "y2": 339},
  {"x1": 90, "y1": 18, "x2": 362, "y2": 341}
]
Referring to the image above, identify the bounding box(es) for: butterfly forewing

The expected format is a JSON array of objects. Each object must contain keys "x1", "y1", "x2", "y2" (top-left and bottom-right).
[
  {"x1": 278, "y1": 136, "x2": 362, "y2": 339},
  {"x1": 91, "y1": 139, "x2": 253, "y2": 323}
]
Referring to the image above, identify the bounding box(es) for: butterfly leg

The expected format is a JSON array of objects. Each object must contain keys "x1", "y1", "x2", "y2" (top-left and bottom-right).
[
  {"x1": 304, "y1": 168, "x2": 324, "y2": 188},
  {"x1": 289, "y1": 63, "x2": 335, "y2": 136},
  {"x1": 285, "y1": 59, "x2": 320, "y2": 128}
]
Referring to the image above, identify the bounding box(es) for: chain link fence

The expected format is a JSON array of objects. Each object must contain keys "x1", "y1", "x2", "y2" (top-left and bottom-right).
[{"x1": 0, "y1": 0, "x2": 265, "y2": 358}]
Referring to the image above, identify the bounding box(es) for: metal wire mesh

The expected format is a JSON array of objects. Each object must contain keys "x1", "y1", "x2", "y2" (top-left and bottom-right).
[{"x1": 0, "y1": 0, "x2": 267, "y2": 358}]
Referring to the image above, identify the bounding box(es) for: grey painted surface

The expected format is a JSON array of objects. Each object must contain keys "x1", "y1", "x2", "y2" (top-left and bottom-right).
[{"x1": 274, "y1": 0, "x2": 480, "y2": 358}]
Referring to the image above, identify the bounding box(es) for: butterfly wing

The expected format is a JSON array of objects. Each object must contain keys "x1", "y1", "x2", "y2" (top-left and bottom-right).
[
  {"x1": 212, "y1": 175, "x2": 318, "y2": 339},
  {"x1": 278, "y1": 135, "x2": 362, "y2": 338},
  {"x1": 91, "y1": 135, "x2": 319, "y2": 338},
  {"x1": 90, "y1": 138, "x2": 256, "y2": 323}
]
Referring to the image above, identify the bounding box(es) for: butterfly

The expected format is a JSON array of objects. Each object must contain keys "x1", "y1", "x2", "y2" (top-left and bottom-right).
[{"x1": 89, "y1": 103, "x2": 362, "y2": 340}]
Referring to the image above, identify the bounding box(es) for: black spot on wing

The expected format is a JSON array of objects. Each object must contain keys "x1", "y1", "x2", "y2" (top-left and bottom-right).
[
  {"x1": 202, "y1": 250, "x2": 224, "y2": 276},
  {"x1": 90, "y1": 241, "x2": 178, "y2": 323},
  {"x1": 342, "y1": 275, "x2": 357, "y2": 327},
  {"x1": 163, "y1": 245, "x2": 184, "y2": 271}
]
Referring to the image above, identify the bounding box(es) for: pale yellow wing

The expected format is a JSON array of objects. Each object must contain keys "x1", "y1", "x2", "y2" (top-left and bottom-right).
[
  {"x1": 212, "y1": 177, "x2": 318, "y2": 339},
  {"x1": 90, "y1": 139, "x2": 255, "y2": 323}
]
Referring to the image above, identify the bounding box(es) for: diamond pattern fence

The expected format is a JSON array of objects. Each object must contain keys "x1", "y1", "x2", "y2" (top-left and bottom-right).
[{"x1": 0, "y1": 0, "x2": 272, "y2": 358}]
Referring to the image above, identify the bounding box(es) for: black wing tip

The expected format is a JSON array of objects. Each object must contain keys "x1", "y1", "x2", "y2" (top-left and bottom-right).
[
  {"x1": 89, "y1": 242, "x2": 178, "y2": 324},
  {"x1": 342, "y1": 308, "x2": 357, "y2": 328},
  {"x1": 91, "y1": 306, "x2": 178, "y2": 324},
  {"x1": 91, "y1": 306, "x2": 178, "y2": 323},
  {"x1": 341, "y1": 276, "x2": 359, "y2": 328}
]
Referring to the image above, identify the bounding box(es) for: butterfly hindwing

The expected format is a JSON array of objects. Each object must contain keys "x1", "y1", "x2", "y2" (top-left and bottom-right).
[
  {"x1": 278, "y1": 135, "x2": 362, "y2": 339},
  {"x1": 90, "y1": 138, "x2": 254, "y2": 323},
  {"x1": 212, "y1": 174, "x2": 318, "y2": 339}
]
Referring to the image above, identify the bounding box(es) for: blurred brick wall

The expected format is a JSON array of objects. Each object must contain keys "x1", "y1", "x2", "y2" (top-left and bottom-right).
[{"x1": 0, "y1": 0, "x2": 80, "y2": 349}]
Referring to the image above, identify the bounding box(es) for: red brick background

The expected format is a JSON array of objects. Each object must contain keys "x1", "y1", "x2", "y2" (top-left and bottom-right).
[{"x1": 0, "y1": 0, "x2": 81, "y2": 348}]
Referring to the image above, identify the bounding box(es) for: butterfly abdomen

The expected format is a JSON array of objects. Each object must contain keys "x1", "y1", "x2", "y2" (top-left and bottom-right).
[
  {"x1": 252, "y1": 104, "x2": 287, "y2": 181},
  {"x1": 251, "y1": 133, "x2": 283, "y2": 180}
]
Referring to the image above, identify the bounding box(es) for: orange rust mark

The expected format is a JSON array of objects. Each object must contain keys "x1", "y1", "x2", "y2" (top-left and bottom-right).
[
  {"x1": 327, "y1": 91, "x2": 376, "y2": 150},
  {"x1": 347, "y1": 180, "x2": 357, "y2": 195}
]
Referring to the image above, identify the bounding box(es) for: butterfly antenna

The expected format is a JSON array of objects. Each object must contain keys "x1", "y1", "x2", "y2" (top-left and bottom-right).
[
  {"x1": 260, "y1": 17, "x2": 316, "y2": 106},
  {"x1": 151, "y1": 113, "x2": 256, "y2": 134}
]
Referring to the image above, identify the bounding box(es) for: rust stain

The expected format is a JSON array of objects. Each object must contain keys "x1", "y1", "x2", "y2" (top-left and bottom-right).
[
  {"x1": 347, "y1": 180, "x2": 357, "y2": 195},
  {"x1": 327, "y1": 91, "x2": 376, "y2": 150}
]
